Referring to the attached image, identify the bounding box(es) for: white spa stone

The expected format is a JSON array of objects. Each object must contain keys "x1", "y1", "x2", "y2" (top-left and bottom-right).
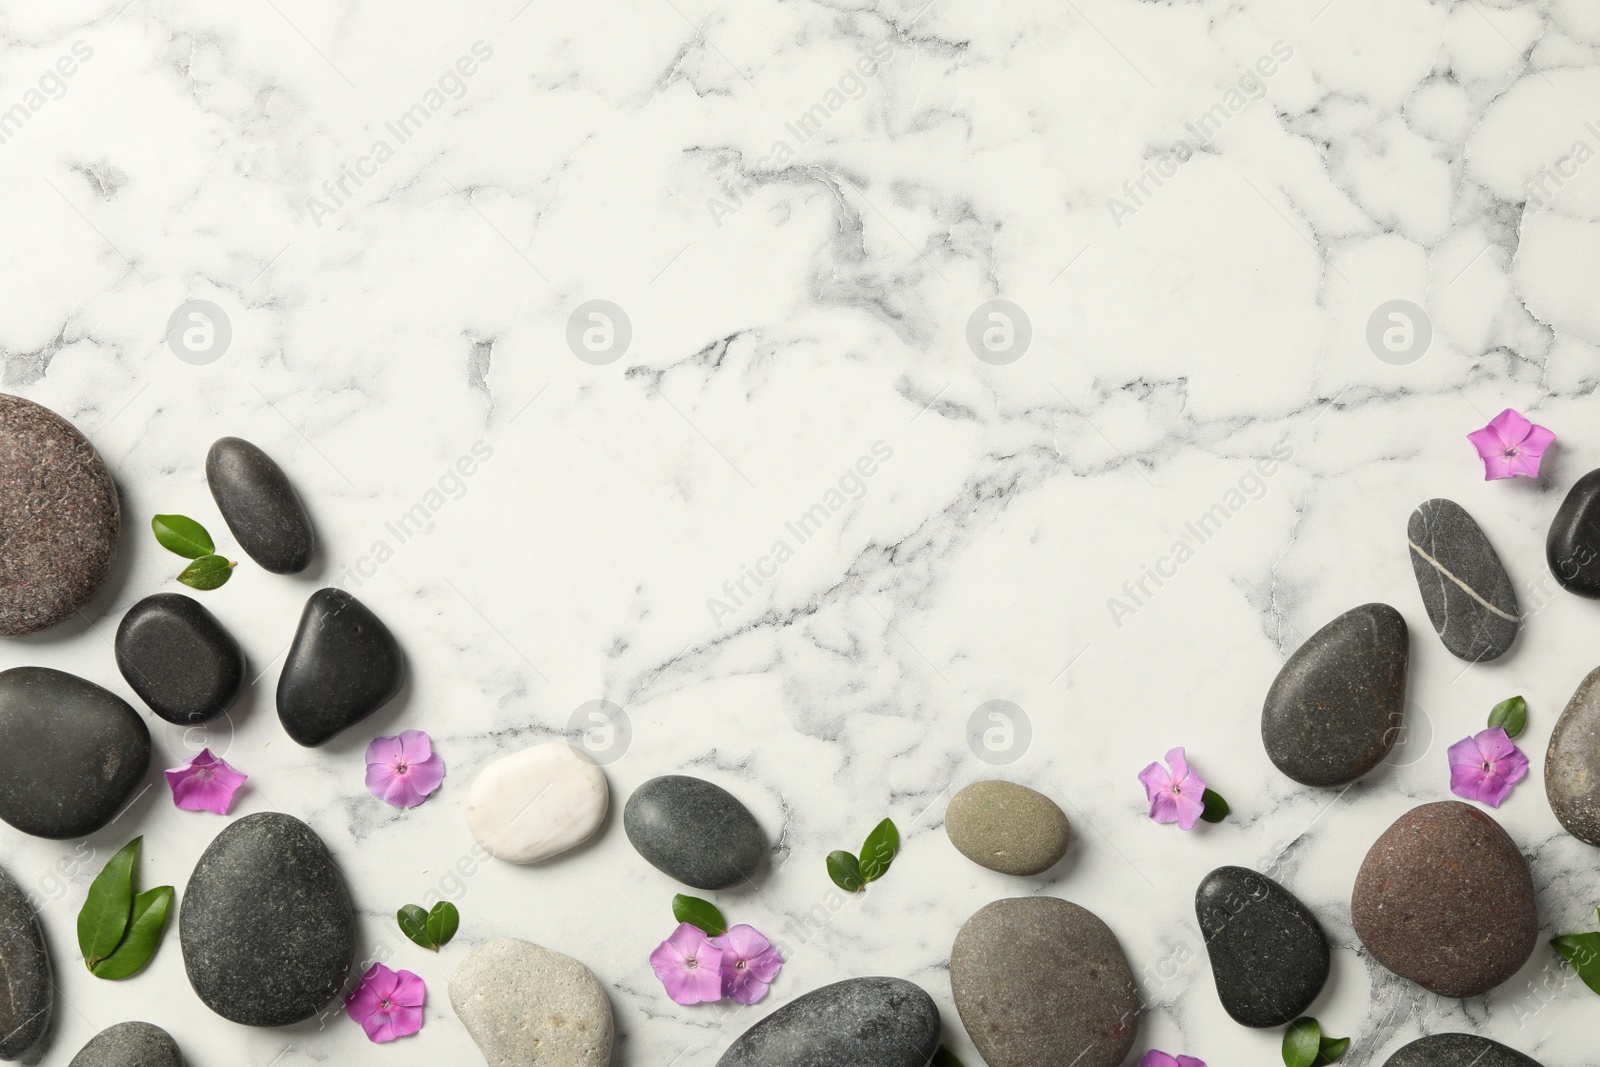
[{"x1": 466, "y1": 742, "x2": 609, "y2": 864}]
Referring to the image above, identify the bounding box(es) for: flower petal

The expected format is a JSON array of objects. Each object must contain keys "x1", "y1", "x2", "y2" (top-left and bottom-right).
[
  {"x1": 396, "y1": 729, "x2": 433, "y2": 765},
  {"x1": 1137, "y1": 761, "x2": 1172, "y2": 802},
  {"x1": 1172, "y1": 791, "x2": 1206, "y2": 831},
  {"x1": 365, "y1": 734, "x2": 405, "y2": 768},
  {"x1": 1486, "y1": 408, "x2": 1530, "y2": 447},
  {"x1": 1446, "y1": 734, "x2": 1484, "y2": 771},
  {"x1": 403, "y1": 753, "x2": 446, "y2": 798},
  {"x1": 392, "y1": 969, "x2": 427, "y2": 1008},
  {"x1": 1163, "y1": 747, "x2": 1190, "y2": 783},
  {"x1": 1176, "y1": 1058, "x2": 1208, "y2": 1067},
  {"x1": 384, "y1": 1002, "x2": 424, "y2": 1040},
  {"x1": 1139, "y1": 1054, "x2": 1181, "y2": 1067},
  {"x1": 1147, "y1": 790, "x2": 1180, "y2": 825},
  {"x1": 1503, "y1": 451, "x2": 1544, "y2": 479},
  {"x1": 1520, "y1": 422, "x2": 1556, "y2": 459}
]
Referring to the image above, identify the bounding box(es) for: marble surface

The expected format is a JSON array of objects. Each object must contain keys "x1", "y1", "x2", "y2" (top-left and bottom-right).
[{"x1": 3, "y1": 0, "x2": 1600, "y2": 1064}]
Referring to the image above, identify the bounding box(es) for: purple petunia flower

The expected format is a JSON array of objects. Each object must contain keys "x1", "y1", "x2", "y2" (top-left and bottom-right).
[
  {"x1": 709, "y1": 924, "x2": 783, "y2": 1004},
  {"x1": 650, "y1": 923, "x2": 724, "y2": 1005},
  {"x1": 1138, "y1": 747, "x2": 1207, "y2": 831},
  {"x1": 365, "y1": 730, "x2": 445, "y2": 809},
  {"x1": 1448, "y1": 727, "x2": 1529, "y2": 808},
  {"x1": 164, "y1": 748, "x2": 247, "y2": 815},
  {"x1": 1467, "y1": 408, "x2": 1555, "y2": 480},
  {"x1": 346, "y1": 963, "x2": 425, "y2": 1043}
]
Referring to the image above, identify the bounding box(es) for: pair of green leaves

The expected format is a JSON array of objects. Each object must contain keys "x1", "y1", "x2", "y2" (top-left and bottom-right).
[
  {"x1": 1488, "y1": 695, "x2": 1528, "y2": 738},
  {"x1": 827, "y1": 818, "x2": 900, "y2": 893},
  {"x1": 76, "y1": 838, "x2": 175, "y2": 980},
  {"x1": 1552, "y1": 907, "x2": 1600, "y2": 996},
  {"x1": 1283, "y1": 1017, "x2": 1349, "y2": 1067},
  {"x1": 673, "y1": 894, "x2": 728, "y2": 936},
  {"x1": 152, "y1": 514, "x2": 236, "y2": 590},
  {"x1": 397, "y1": 901, "x2": 459, "y2": 951}
]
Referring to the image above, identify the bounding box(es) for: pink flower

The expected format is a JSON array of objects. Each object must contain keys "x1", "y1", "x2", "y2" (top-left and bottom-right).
[
  {"x1": 1448, "y1": 727, "x2": 1529, "y2": 808},
  {"x1": 1467, "y1": 408, "x2": 1554, "y2": 480},
  {"x1": 163, "y1": 748, "x2": 247, "y2": 814},
  {"x1": 1138, "y1": 747, "x2": 1207, "y2": 831},
  {"x1": 649, "y1": 923, "x2": 725, "y2": 1005},
  {"x1": 365, "y1": 730, "x2": 445, "y2": 808},
  {"x1": 346, "y1": 963, "x2": 424, "y2": 1043},
  {"x1": 709, "y1": 924, "x2": 783, "y2": 1004},
  {"x1": 1140, "y1": 1054, "x2": 1206, "y2": 1067}
]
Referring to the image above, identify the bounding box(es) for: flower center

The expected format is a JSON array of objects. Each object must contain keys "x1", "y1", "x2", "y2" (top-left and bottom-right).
[
  {"x1": 393, "y1": 760, "x2": 409, "y2": 776},
  {"x1": 378, "y1": 996, "x2": 393, "y2": 1012},
  {"x1": 686, "y1": 957, "x2": 699, "y2": 970},
  {"x1": 1481, "y1": 760, "x2": 1493, "y2": 772},
  {"x1": 736, "y1": 959, "x2": 748, "y2": 970},
  {"x1": 194, "y1": 767, "x2": 214, "y2": 783},
  {"x1": 1504, "y1": 446, "x2": 1519, "y2": 458}
]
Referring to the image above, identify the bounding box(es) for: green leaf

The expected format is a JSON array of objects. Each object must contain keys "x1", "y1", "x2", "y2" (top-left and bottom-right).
[
  {"x1": 827, "y1": 850, "x2": 864, "y2": 893},
  {"x1": 78, "y1": 837, "x2": 140, "y2": 968},
  {"x1": 932, "y1": 1048, "x2": 967, "y2": 1067},
  {"x1": 1317, "y1": 1036, "x2": 1351, "y2": 1065},
  {"x1": 427, "y1": 901, "x2": 460, "y2": 948},
  {"x1": 151, "y1": 514, "x2": 215, "y2": 559},
  {"x1": 1488, "y1": 695, "x2": 1528, "y2": 738},
  {"x1": 90, "y1": 885, "x2": 173, "y2": 979},
  {"x1": 858, "y1": 818, "x2": 900, "y2": 882},
  {"x1": 177, "y1": 554, "x2": 235, "y2": 590},
  {"x1": 397, "y1": 904, "x2": 433, "y2": 950},
  {"x1": 1199, "y1": 788, "x2": 1230, "y2": 823},
  {"x1": 1552, "y1": 932, "x2": 1600, "y2": 996},
  {"x1": 1283, "y1": 1017, "x2": 1321, "y2": 1067},
  {"x1": 671, "y1": 894, "x2": 726, "y2": 937}
]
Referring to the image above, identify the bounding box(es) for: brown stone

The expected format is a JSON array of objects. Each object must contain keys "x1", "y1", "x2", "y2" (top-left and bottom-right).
[
  {"x1": 1351, "y1": 801, "x2": 1536, "y2": 997},
  {"x1": 945, "y1": 781, "x2": 1070, "y2": 876}
]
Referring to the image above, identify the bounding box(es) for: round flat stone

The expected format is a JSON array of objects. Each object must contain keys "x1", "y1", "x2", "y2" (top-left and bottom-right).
[
  {"x1": 115, "y1": 592, "x2": 244, "y2": 725},
  {"x1": 0, "y1": 393, "x2": 120, "y2": 636},
  {"x1": 1547, "y1": 466, "x2": 1600, "y2": 597},
  {"x1": 1352, "y1": 801, "x2": 1536, "y2": 998},
  {"x1": 1546, "y1": 664, "x2": 1600, "y2": 846},
  {"x1": 450, "y1": 938, "x2": 613, "y2": 1067},
  {"x1": 467, "y1": 742, "x2": 608, "y2": 863},
  {"x1": 715, "y1": 977, "x2": 939, "y2": 1067},
  {"x1": 623, "y1": 775, "x2": 766, "y2": 889},
  {"x1": 276, "y1": 588, "x2": 402, "y2": 746},
  {"x1": 0, "y1": 864, "x2": 52, "y2": 1061},
  {"x1": 1261, "y1": 603, "x2": 1409, "y2": 786},
  {"x1": 1383, "y1": 1034, "x2": 1543, "y2": 1066},
  {"x1": 68, "y1": 1022, "x2": 182, "y2": 1067},
  {"x1": 1408, "y1": 498, "x2": 1519, "y2": 662},
  {"x1": 206, "y1": 436, "x2": 314, "y2": 574},
  {"x1": 945, "y1": 780, "x2": 1070, "y2": 876},
  {"x1": 180, "y1": 812, "x2": 354, "y2": 1026},
  {"x1": 1196, "y1": 866, "x2": 1329, "y2": 1028},
  {"x1": 0, "y1": 666, "x2": 150, "y2": 839}
]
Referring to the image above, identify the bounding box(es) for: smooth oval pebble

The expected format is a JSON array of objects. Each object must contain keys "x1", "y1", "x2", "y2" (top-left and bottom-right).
[
  {"x1": 68, "y1": 1022, "x2": 183, "y2": 1067},
  {"x1": 951, "y1": 897, "x2": 1139, "y2": 1067},
  {"x1": 1407, "y1": 498, "x2": 1519, "y2": 662},
  {"x1": 205, "y1": 436, "x2": 314, "y2": 574},
  {"x1": 0, "y1": 864, "x2": 52, "y2": 1061},
  {"x1": 0, "y1": 393, "x2": 120, "y2": 637},
  {"x1": 1546, "y1": 664, "x2": 1600, "y2": 846},
  {"x1": 276, "y1": 588, "x2": 403, "y2": 746},
  {"x1": 1383, "y1": 1033, "x2": 1543, "y2": 1067},
  {"x1": 623, "y1": 775, "x2": 767, "y2": 889},
  {"x1": 715, "y1": 977, "x2": 939, "y2": 1067},
  {"x1": 180, "y1": 812, "x2": 354, "y2": 1026},
  {"x1": 450, "y1": 937, "x2": 613, "y2": 1067},
  {"x1": 1546, "y1": 466, "x2": 1600, "y2": 597},
  {"x1": 1352, "y1": 801, "x2": 1536, "y2": 998},
  {"x1": 945, "y1": 780, "x2": 1070, "y2": 876},
  {"x1": 0, "y1": 666, "x2": 150, "y2": 839},
  {"x1": 115, "y1": 593, "x2": 244, "y2": 725},
  {"x1": 467, "y1": 742, "x2": 608, "y2": 863},
  {"x1": 1196, "y1": 865, "x2": 1328, "y2": 1028},
  {"x1": 1261, "y1": 602, "x2": 1409, "y2": 786}
]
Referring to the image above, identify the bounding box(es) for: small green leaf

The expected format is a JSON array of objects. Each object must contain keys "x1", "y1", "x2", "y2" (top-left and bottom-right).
[
  {"x1": 397, "y1": 904, "x2": 433, "y2": 950},
  {"x1": 90, "y1": 885, "x2": 173, "y2": 979},
  {"x1": 671, "y1": 894, "x2": 726, "y2": 937},
  {"x1": 932, "y1": 1048, "x2": 967, "y2": 1067},
  {"x1": 1488, "y1": 695, "x2": 1528, "y2": 738},
  {"x1": 427, "y1": 901, "x2": 460, "y2": 948},
  {"x1": 827, "y1": 850, "x2": 864, "y2": 892},
  {"x1": 1283, "y1": 1017, "x2": 1321, "y2": 1067},
  {"x1": 858, "y1": 818, "x2": 900, "y2": 882},
  {"x1": 1552, "y1": 932, "x2": 1600, "y2": 996},
  {"x1": 1199, "y1": 788, "x2": 1231, "y2": 823},
  {"x1": 78, "y1": 837, "x2": 140, "y2": 968},
  {"x1": 151, "y1": 514, "x2": 215, "y2": 559},
  {"x1": 1317, "y1": 1035, "x2": 1351, "y2": 1065},
  {"x1": 177, "y1": 554, "x2": 235, "y2": 590}
]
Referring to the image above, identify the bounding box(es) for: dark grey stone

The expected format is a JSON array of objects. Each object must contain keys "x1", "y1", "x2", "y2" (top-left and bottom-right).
[
  {"x1": 115, "y1": 593, "x2": 243, "y2": 725},
  {"x1": 1546, "y1": 466, "x2": 1600, "y2": 597},
  {"x1": 623, "y1": 775, "x2": 766, "y2": 889},
  {"x1": 1407, "y1": 499, "x2": 1519, "y2": 662},
  {"x1": 0, "y1": 393, "x2": 120, "y2": 637},
  {"x1": 68, "y1": 1022, "x2": 183, "y2": 1067},
  {"x1": 1545, "y1": 664, "x2": 1600, "y2": 847},
  {"x1": 1383, "y1": 1033, "x2": 1542, "y2": 1066},
  {"x1": 715, "y1": 977, "x2": 939, "y2": 1067},
  {"x1": 276, "y1": 588, "x2": 402, "y2": 746},
  {"x1": 0, "y1": 667, "x2": 150, "y2": 839},
  {"x1": 950, "y1": 897, "x2": 1139, "y2": 1067},
  {"x1": 1196, "y1": 866, "x2": 1328, "y2": 1028},
  {"x1": 180, "y1": 812, "x2": 354, "y2": 1026},
  {"x1": 1261, "y1": 603, "x2": 1409, "y2": 787},
  {"x1": 0, "y1": 865, "x2": 52, "y2": 1061},
  {"x1": 205, "y1": 437, "x2": 314, "y2": 574}
]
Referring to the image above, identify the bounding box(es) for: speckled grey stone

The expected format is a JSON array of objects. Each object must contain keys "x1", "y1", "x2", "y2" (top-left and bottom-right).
[
  {"x1": 205, "y1": 436, "x2": 314, "y2": 574},
  {"x1": 450, "y1": 938, "x2": 613, "y2": 1067},
  {"x1": 716, "y1": 977, "x2": 939, "y2": 1067},
  {"x1": 945, "y1": 780, "x2": 1070, "y2": 876},
  {"x1": 1383, "y1": 1033, "x2": 1542, "y2": 1067},
  {"x1": 180, "y1": 813, "x2": 354, "y2": 1026},
  {"x1": 1546, "y1": 664, "x2": 1600, "y2": 847},
  {"x1": 1408, "y1": 499, "x2": 1519, "y2": 662},
  {"x1": 1196, "y1": 866, "x2": 1328, "y2": 1028},
  {"x1": 67, "y1": 1022, "x2": 182, "y2": 1067},
  {"x1": 1261, "y1": 603, "x2": 1409, "y2": 787},
  {"x1": 1546, "y1": 466, "x2": 1600, "y2": 597},
  {"x1": 0, "y1": 864, "x2": 52, "y2": 1061},
  {"x1": 0, "y1": 393, "x2": 120, "y2": 637},
  {"x1": 115, "y1": 593, "x2": 243, "y2": 725},
  {"x1": 623, "y1": 775, "x2": 766, "y2": 889},
  {"x1": 0, "y1": 666, "x2": 150, "y2": 839},
  {"x1": 276, "y1": 588, "x2": 402, "y2": 747},
  {"x1": 950, "y1": 897, "x2": 1139, "y2": 1067}
]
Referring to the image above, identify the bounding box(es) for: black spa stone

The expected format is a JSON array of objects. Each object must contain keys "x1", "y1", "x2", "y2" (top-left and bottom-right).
[
  {"x1": 0, "y1": 864, "x2": 52, "y2": 1061},
  {"x1": 1382, "y1": 1033, "x2": 1542, "y2": 1067},
  {"x1": 1196, "y1": 865, "x2": 1329, "y2": 1028},
  {"x1": 1407, "y1": 498, "x2": 1519, "y2": 662},
  {"x1": 276, "y1": 588, "x2": 402, "y2": 746},
  {"x1": 206, "y1": 436, "x2": 315, "y2": 574},
  {"x1": 115, "y1": 593, "x2": 244, "y2": 724},
  {"x1": 67, "y1": 1022, "x2": 183, "y2": 1067},
  {"x1": 715, "y1": 977, "x2": 940, "y2": 1067},
  {"x1": 623, "y1": 775, "x2": 767, "y2": 889}
]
